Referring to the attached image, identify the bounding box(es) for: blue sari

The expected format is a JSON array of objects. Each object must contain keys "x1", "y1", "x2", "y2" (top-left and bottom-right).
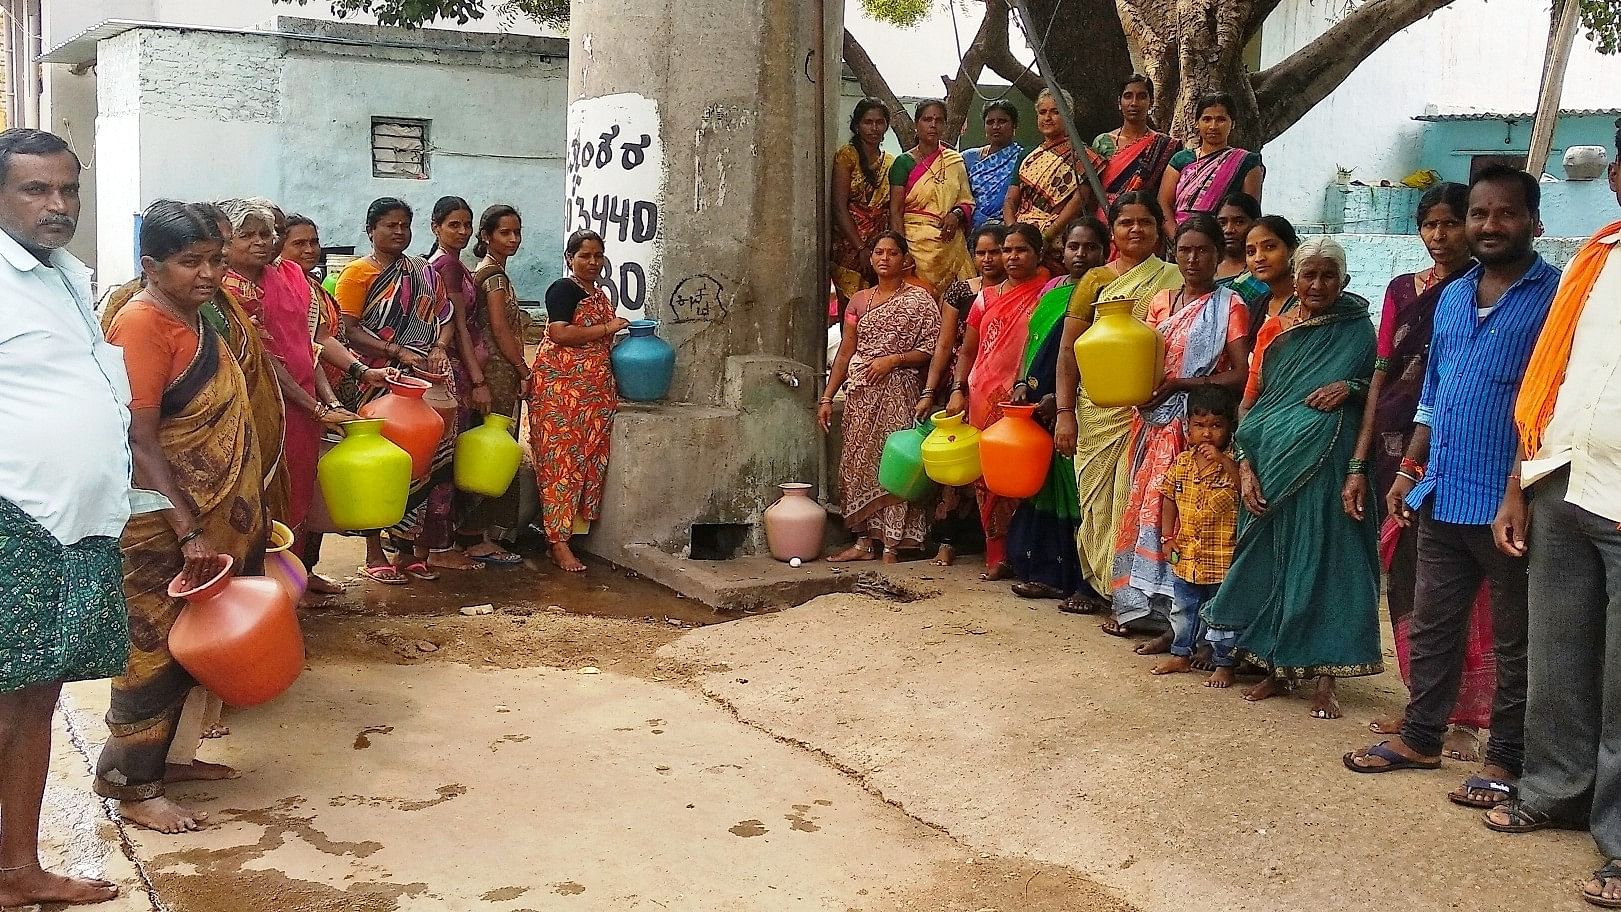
[{"x1": 964, "y1": 143, "x2": 1024, "y2": 232}]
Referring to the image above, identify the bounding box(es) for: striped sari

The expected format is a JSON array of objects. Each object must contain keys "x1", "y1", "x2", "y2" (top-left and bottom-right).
[
  {"x1": 1013, "y1": 138, "x2": 1104, "y2": 236},
  {"x1": 1092, "y1": 130, "x2": 1178, "y2": 208},
  {"x1": 891, "y1": 147, "x2": 976, "y2": 295}
]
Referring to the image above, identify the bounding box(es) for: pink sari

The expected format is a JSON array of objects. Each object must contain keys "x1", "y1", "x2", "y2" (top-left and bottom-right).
[
  {"x1": 1173, "y1": 147, "x2": 1252, "y2": 224},
  {"x1": 966, "y1": 270, "x2": 1050, "y2": 566}
]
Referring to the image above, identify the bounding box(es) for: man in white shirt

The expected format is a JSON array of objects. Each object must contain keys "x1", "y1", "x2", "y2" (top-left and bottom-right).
[
  {"x1": 1487, "y1": 127, "x2": 1621, "y2": 909},
  {"x1": 0, "y1": 129, "x2": 130, "y2": 908}
]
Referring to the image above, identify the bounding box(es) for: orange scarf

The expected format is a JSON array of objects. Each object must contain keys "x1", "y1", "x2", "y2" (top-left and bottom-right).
[{"x1": 1514, "y1": 219, "x2": 1621, "y2": 458}]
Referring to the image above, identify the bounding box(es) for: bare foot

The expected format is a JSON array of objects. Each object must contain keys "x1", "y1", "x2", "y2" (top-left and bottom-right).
[
  {"x1": 979, "y1": 562, "x2": 1013, "y2": 581},
  {"x1": 1444, "y1": 726, "x2": 1483, "y2": 762},
  {"x1": 1151, "y1": 655, "x2": 1192, "y2": 675},
  {"x1": 931, "y1": 544, "x2": 956, "y2": 567},
  {"x1": 1205, "y1": 667, "x2": 1235, "y2": 688},
  {"x1": 827, "y1": 543, "x2": 877, "y2": 563},
  {"x1": 0, "y1": 864, "x2": 119, "y2": 907},
  {"x1": 1369, "y1": 715, "x2": 1404, "y2": 735},
  {"x1": 1190, "y1": 644, "x2": 1216, "y2": 672},
  {"x1": 1310, "y1": 676, "x2": 1343, "y2": 719},
  {"x1": 427, "y1": 549, "x2": 483, "y2": 571},
  {"x1": 305, "y1": 574, "x2": 344, "y2": 595},
  {"x1": 165, "y1": 760, "x2": 239, "y2": 782},
  {"x1": 549, "y1": 542, "x2": 588, "y2": 572},
  {"x1": 1134, "y1": 632, "x2": 1173, "y2": 655},
  {"x1": 881, "y1": 549, "x2": 900, "y2": 564},
  {"x1": 117, "y1": 796, "x2": 209, "y2": 833},
  {"x1": 1243, "y1": 677, "x2": 1287, "y2": 703}
]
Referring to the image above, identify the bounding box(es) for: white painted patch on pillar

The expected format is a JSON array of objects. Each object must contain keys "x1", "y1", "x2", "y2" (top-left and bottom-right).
[{"x1": 564, "y1": 92, "x2": 664, "y2": 318}]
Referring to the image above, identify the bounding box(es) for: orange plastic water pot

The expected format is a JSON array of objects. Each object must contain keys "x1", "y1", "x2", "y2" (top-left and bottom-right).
[
  {"x1": 358, "y1": 376, "x2": 444, "y2": 480},
  {"x1": 980, "y1": 404, "x2": 1052, "y2": 498},
  {"x1": 167, "y1": 555, "x2": 304, "y2": 708}
]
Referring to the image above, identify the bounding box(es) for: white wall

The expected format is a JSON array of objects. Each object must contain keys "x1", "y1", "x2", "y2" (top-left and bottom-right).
[
  {"x1": 92, "y1": 24, "x2": 566, "y2": 298},
  {"x1": 1257, "y1": 0, "x2": 1621, "y2": 229}
]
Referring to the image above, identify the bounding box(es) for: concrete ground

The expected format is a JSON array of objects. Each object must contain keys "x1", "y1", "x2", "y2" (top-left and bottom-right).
[{"x1": 26, "y1": 548, "x2": 1602, "y2": 912}]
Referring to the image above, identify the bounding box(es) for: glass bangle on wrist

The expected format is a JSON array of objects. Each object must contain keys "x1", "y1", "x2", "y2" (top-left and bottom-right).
[{"x1": 1347, "y1": 458, "x2": 1368, "y2": 475}]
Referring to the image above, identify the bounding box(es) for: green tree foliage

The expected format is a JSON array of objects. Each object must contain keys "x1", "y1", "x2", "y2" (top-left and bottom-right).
[{"x1": 1580, "y1": 0, "x2": 1621, "y2": 55}]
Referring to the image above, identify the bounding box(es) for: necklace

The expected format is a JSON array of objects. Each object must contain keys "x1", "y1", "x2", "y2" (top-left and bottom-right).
[{"x1": 140, "y1": 287, "x2": 203, "y2": 333}]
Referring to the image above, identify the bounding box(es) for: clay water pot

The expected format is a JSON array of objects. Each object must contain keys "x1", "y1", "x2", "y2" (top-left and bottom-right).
[
  {"x1": 415, "y1": 368, "x2": 459, "y2": 424},
  {"x1": 762, "y1": 482, "x2": 826, "y2": 562},
  {"x1": 263, "y1": 520, "x2": 308, "y2": 603},
  {"x1": 921, "y1": 411, "x2": 982, "y2": 486},
  {"x1": 316, "y1": 419, "x2": 412, "y2": 531},
  {"x1": 611, "y1": 319, "x2": 676, "y2": 401},
  {"x1": 358, "y1": 376, "x2": 445, "y2": 479},
  {"x1": 167, "y1": 555, "x2": 304, "y2": 708},
  {"x1": 878, "y1": 420, "x2": 936, "y2": 502},
  {"x1": 980, "y1": 404, "x2": 1053, "y2": 498},
  {"x1": 455, "y1": 413, "x2": 524, "y2": 497},
  {"x1": 1074, "y1": 300, "x2": 1164, "y2": 408}
]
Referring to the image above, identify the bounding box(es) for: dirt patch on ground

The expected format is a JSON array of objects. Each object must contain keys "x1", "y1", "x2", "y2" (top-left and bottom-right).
[{"x1": 862, "y1": 853, "x2": 1137, "y2": 912}]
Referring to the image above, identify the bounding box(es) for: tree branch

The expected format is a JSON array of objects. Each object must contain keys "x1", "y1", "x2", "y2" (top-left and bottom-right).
[
  {"x1": 844, "y1": 28, "x2": 917, "y2": 148},
  {"x1": 1250, "y1": 0, "x2": 1455, "y2": 143},
  {"x1": 985, "y1": 0, "x2": 1047, "y2": 101},
  {"x1": 942, "y1": 3, "x2": 995, "y2": 142},
  {"x1": 1242, "y1": 0, "x2": 1284, "y2": 42}
]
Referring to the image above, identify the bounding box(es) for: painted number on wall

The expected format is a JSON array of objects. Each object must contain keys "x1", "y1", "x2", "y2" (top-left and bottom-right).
[{"x1": 564, "y1": 93, "x2": 665, "y2": 317}]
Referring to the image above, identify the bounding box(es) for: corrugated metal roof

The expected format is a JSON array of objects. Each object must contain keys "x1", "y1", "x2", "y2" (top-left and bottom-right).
[
  {"x1": 1415, "y1": 108, "x2": 1621, "y2": 122},
  {"x1": 40, "y1": 19, "x2": 153, "y2": 66}
]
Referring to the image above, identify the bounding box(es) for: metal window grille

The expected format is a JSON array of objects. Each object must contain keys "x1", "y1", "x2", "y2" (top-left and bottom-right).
[{"x1": 371, "y1": 117, "x2": 430, "y2": 179}]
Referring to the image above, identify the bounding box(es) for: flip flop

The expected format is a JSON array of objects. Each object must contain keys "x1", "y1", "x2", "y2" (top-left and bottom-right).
[
  {"x1": 1583, "y1": 863, "x2": 1621, "y2": 908},
  {"x1": 361, "y1": 564, "x2": 409, "y2": 585},
  {"x1": 1483, "y1": 798, "x2": 1571, "y2": 834},
  {"x1": 469, "y1": 550, "x2": 524, "y2": 566},
  {"x1": 1010, "y1": 581, "x2": 1064, "y2": 600},
  {"x1": 1099, "y1": 618, "x2": 1135, "y2": 637},
  {"x1": 1448, "y1": 774, "x2": 1518, "y2": 809},
  {"x1": 399, "y1": 561, "x2": 440, "y2": 581},
  {"x1": 1342, "y1": 740, "x2": 1443, "y2": 773}
]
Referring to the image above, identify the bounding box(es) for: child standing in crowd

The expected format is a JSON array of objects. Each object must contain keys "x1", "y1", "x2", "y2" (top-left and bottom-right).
[{"x1": 1153, "y1": 385, "x2": 1240, "y2": 687}]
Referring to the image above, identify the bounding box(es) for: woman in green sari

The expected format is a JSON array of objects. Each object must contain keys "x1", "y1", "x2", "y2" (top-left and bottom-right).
[
  {"x1": 1055, "y1": 193, "x2": 1183, "y2": 618},
  {"x1": 1006, "y1": 219, "x2": 1109, "y2": 609},
  {"x1": 1203, "y1": 236, "x2": 1382, "y2": 719}
]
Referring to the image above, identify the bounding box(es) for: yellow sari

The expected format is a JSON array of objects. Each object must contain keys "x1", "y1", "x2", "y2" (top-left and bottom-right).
[
  {"x1": 1063, "y1": 258, "x2": 1183, "y2": 598},
  {"x1": 890, "y1": 147, "x2": 975, "y2": 295}
]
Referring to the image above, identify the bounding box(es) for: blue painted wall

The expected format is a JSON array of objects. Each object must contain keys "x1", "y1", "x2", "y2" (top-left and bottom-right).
[{"x1": 1420, "y1": 113, "x2": 1618, "y2": 182}]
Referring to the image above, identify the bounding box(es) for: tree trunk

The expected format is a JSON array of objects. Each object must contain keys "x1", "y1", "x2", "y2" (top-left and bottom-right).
[{"x1": 1021, "y1": 0, "x2": 1135, "y2": 143}]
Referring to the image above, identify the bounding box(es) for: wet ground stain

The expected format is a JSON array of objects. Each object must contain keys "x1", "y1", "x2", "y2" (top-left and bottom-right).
[
  {"x1": 729, "y1": 819, "x2": 767, "y2": 837},
  {"x1": 353, "y1": 725, "x2": 393, "y2": 749},
  {"x1": 786, "y1": 804, "x2": 821, "y2": 832},
  {"x1": 552, "y1": 881, "x2": 586, "y2": 895},
  {"x1": 328, "y1": 784, "x2": 467, "y2": 812},
  {"x1": 480, "y1": 885, "x2": 529, "y2": 901}
]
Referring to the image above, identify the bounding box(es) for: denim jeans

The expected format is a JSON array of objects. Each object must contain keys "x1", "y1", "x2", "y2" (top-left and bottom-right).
[{"x1": 1170, "y1": 577, "x2": 1233, "y2": 666}]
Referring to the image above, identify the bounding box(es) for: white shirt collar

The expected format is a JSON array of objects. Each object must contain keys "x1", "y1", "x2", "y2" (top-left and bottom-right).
[{"x1": 0, "y1": 222, "x2": 88, "y2": 278}]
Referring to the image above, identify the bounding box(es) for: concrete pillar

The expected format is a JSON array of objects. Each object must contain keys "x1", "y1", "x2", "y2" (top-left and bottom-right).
[{"x1": 567, "y1": 0, "x2": 841, "y2": 561}]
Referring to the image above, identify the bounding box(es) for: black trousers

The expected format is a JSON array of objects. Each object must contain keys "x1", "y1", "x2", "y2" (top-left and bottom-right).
[{"x1": 1399, "y1": 508, "x2": 1529, "y2": 774}]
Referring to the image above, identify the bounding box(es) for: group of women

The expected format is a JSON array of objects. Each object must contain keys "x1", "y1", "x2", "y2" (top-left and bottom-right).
[
  {"x1": 825, "y1": 79, "x2": 1488, "y2": 720},
  {"x1": 89, "y1": 195, "x2": 625, "y2": 833}
]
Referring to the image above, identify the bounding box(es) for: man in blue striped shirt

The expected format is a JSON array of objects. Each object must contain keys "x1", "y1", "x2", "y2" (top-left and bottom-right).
[{"x1": 1345, "y1": 167, "x2": 1559, "y2": 808}]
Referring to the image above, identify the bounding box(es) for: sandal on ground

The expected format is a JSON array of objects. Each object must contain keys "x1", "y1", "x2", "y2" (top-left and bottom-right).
[
  {"x1": 1483, "y1": 798, "x2": 1567, "y2": 834},
  {"x1": 1342, "y1": 740, "x2": 1443, "y2": 773},
  {"x1": 1583, "y1": 863, "x2": 1621, "y2": 908},
  {"x1": 469, "y1": 549, "x2": 524, "y2": 566},
  {"x1": 1058, "y1": 594, "x2": 1104, "y2": 615},
  {"x1": 360, "y1": 564, "x2": 409, "y2": 585},
  {"x1": 1099, "y1": 618, "x2": 1136, "y2": 638},
  {"x1": 1010, "y1": 581, "x2": 1064, "y2": 600},
  {"x1": 1448, "y1": 774, "x2": 1518, "y2": 809},
  {"x1": 399, "y1": 561, "x2": 440, "y2": 581}
]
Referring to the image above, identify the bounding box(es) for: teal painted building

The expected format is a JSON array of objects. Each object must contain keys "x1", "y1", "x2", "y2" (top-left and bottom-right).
[{"x1": 1415, "y1": 108, "x2": 1620, "y2": 182}]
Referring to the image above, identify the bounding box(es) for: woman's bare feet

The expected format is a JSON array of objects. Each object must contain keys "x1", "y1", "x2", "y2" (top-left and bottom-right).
[
  {"x1": 1243, "y1": 676, "x2": 1287, "y2": 703},
  {"x1": 305, "y1": 574, "x2": 344, "y2": 596},
  {"x1": 1444, "y1": 726, "x2": 1483, "y2": 762},
  {"x1": 979, "y1": 562, "x2": 1013, "y2": 581},
  {"x1": 549, "y1": 542, "x2": 588, "y2": 572},
  {"x1": 1151, "y1": 655, "x2": 1192, "y2": 675},
  {"x1": 1190, "y1": 644, "x2": 1216, "y2": 672},
  {"x1": 1134, "y1": 632, "x2": 1173, "y2": 655},
  {"x1": 881, "y1": 548, "x2": 900, "y2": 565},
  {"x1": 165, "y1": 760, "x2": 239, "y2": 782},
  {"x1": 117, "y1": 796, "x2": 209, "y2": 834},
  {"x1": 1310, "y1": 676, "x2": 1343, "y2": 719},
  {"x1": 828, "y1": 540, "x2": 877, "y2": 563},
  {"x1": 1205, "y1": 667, "x2": 1235, "y2": 688},
  {"x1": 931, "y1": 544, "x2": 956, "y2": 567},
  {"x1": 1369, "y1": 715, "x2": 1404, "y2": 735},
  {"x1": 427, "y1": 549, "x2": 483, "y2": 571},
  {"x1": 0, "y1": 864, "x2": 119, "y2": 907}
]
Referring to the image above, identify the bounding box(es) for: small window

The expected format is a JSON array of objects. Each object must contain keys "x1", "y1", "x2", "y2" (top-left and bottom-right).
[
  {"x1": 371, "y1": 117, "x2": 430, "y2": 179},
  {"x1": 1470, "y1": 153, "x2": 1527, "y2": 180}
]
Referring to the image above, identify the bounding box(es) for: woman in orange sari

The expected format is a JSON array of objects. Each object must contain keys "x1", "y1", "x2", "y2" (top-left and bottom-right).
[
  {"x1": 832, "y1": 98, "x2": 895, "y2": 311},
  {"x1": 530, "y1": 230, "x2": 629, "y2": 572},
  {"x1": 945, "y1": 223, "x2": 1050, "y2": 576},
  {"x1": 889, "y1": 98, "x2": 975, "y2": 296},
  {"x1": 1005, "y1": 89, "x2": 1103, "y2": 249},
  {"x1": 1091, "y1": 74, "x2": 1178, "y2": 211}
]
